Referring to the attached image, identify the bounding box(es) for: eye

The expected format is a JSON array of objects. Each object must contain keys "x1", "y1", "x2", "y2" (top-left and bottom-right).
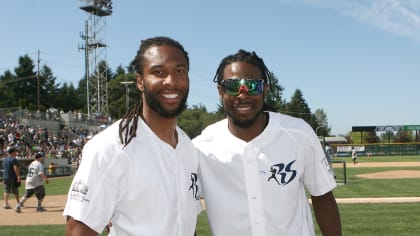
[
  {"x1": 176, "y1": 67, "x2": 187, "y2": 75},
  {"x1": 152, "y1": 68, "x2": 165, "y2": 77}
]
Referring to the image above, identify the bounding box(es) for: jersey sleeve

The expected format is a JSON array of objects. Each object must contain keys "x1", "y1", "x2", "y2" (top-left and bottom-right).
[
  {"x1": 63, "y1": 141, "x2": 130, "y2": 233},
  {"x1": 302, "y1": 132, "x2": 337, "y2": 196}
]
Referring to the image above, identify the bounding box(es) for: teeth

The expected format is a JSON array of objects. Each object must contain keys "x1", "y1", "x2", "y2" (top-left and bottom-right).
[
  {"x1": 235, "y1": 106, "x2": 251, "y2": 111},
  {"x1": 163, "y1": 94, "x2": 178, "y2": 99}
]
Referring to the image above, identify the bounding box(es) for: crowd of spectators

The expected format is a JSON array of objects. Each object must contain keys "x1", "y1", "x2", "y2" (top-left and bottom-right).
[{"x1": 0, "y1": 114, "x2": 98, "y2": 170}]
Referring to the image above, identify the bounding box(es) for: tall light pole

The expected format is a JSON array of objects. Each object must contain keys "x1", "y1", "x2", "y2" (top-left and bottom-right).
[
  {"x1": 120, "y1": 81, "x2": 134, "y2": 112},
  {"x1": 79, "y1": 0, "x2": 113, "y2": 119},
  {"x1": 37, "y1": 50, "x2": 40, "y2": 111}
]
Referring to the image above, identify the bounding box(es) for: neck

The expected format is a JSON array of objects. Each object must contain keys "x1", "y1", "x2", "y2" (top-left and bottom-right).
[
  {"x1": 228, "y1": 112, "x2": 268, "y2": 142},
  {"x1": 141, "y1": 106, "x2": 178, "y2": 148}
]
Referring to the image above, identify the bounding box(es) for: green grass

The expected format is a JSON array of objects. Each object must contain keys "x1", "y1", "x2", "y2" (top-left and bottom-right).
[
  {"x1": 1, "y1": 156, "x2": 419, "y2": 235},
  {"x1": 0, "y1": 176, "x2": 73, "y2": 200},
  {"x1": 198, "y1": 203, "x2": 420, "y2": 236},
  {"x1": 0, "y1": 225, "x2": 66, "y2": 236},
  {"x1": 333, "y1": 166, "x2": 420, "y2": 198},
  {"x1": 1, "y1": 205, "x2": 418, "y2": 236},
  {"x1": 0, "y1": 225, "x2": 110, "y2": 236},
  {"x1": 41, "y1": 177, "x2": 73, "y2": 195},
  {"x1": 313, "y1": 203, "x2": 420, "y2": 236}
]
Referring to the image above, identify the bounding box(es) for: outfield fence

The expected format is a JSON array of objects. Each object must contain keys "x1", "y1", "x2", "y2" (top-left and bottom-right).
[{"x1": 331, "y1": 142, "x2": 420, "y2": 157}]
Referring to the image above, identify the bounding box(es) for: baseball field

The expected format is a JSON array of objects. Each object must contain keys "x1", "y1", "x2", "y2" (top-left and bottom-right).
[{"x1": 1, "y1": 155, "x2": 419, "y2": 235}]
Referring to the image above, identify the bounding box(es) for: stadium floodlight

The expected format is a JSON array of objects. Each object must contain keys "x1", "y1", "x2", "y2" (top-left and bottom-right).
[{"x1": 79, "y1": 0, "x2": 112, "y2": 120}]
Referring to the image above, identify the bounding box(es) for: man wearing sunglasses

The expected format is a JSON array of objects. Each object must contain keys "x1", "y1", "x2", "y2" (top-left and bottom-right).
[{"x1": 193, "y1": 49, "x2": 342, "y2": 236}]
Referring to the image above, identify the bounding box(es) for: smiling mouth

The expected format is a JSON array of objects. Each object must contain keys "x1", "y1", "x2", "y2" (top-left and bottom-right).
[
  {"x1": 233, "y1": 103, "x2": 253, "y2": 112},
  {"x1": 162, "y1": 93, "x2": 179, "y2": 99},
  {"x1": 236, "y1": 107, "x2": 251, "y2": 111}
]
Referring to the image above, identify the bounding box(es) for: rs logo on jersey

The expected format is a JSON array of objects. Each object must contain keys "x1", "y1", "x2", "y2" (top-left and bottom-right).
[
  {"x1": 189, "y1": 173, "x2": 199, "y2": 200},
  {"x1": 267, "y1": 160, "x2": 297, "y2": 186}
]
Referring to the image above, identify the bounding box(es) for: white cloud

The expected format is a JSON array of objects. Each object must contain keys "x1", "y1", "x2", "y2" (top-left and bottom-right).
[{"x1": 276, "y1": 0, "x2": 420, "y2": 42}]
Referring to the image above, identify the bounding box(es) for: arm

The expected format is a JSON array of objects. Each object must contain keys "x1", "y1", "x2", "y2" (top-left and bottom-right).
[
  {"x1": 311, "y1": 191, "x2": 342, "y2": 236},
  {"x1": 66, "y1": 216, "x2": 99, "y2": 236},
  {"x1": 13, "y1": 164, "x2": 21, "y2": 182},
  {"x1": 40, "y1": 173, "x2": 49, "y2": 184}
]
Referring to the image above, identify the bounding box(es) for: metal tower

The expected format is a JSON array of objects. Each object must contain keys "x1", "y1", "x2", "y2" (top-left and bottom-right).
[{"x1": 79, "y1": 0, "x2": 112, "y2": 119}]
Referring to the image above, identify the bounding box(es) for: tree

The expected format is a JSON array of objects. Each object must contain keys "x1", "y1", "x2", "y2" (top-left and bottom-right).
[
  {"x1": 285, "y1": 89, "x2": 317, "y2": 129},
  {"x1": 364, "y1": 131, "x2": 380, "y2": 143},
  {"x1": 55, "y1": 83, "x2": 84, "y2": 112},
  {"x1": 394, "y1": 131, "x2": 414, "y2": 143},
  {"x1": 0, "y1": 55, "x2": 65, "y2": 111},
  {"x1": 314, "y1": 108, "x2": 330, "y2": 136},
  {"x1": 98, "y1": 60, "x2": 114, "y2": 82},
  {"x1": 114, "y1": 65, "x2": 126, "y2": 80},
  {"x1": 178, "y1": 105, "x2": 224, "y2": 138},
  {"x1": 127, "y1": 58, "x2": 136, "y2": 74},
  {"x1": 76, "y1": 77, "x2": 88, "y2": 114},
  {"x1": 351, "y1": 131, "x2": 380, "y2": 144},
  {"x1": 13, "y1": 55, "x2": 38, "y2": 110},
  {"x1": 264, "y1": 72, "x2": 285, "y2": 112},
  {"x1": 39, "y1": 65, "x2": 60, "y2": 111},
  {"x1": 0, "y1": 70, "x2": 16, "y2": 107},
  {"x1": 107, "y1": 72, "x2": 137, "y2": 119}
]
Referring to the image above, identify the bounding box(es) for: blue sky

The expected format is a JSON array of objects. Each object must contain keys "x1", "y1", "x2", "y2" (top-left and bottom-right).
[{"x1": 1, "y1": 0, "x2": 419, "y2": 135}]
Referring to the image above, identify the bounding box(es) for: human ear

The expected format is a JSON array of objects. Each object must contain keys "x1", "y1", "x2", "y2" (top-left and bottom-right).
[
  {"x1": 217, "y1": 84, "x2": 224, "y2": 97},
  {"x1": 136, "y1": 73, "x2": 144, "y2": 92}
]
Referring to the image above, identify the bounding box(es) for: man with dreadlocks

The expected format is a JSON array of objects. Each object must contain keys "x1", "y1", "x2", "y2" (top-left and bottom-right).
[
  {"x1": 64, "y1": 36, "x2": 200, "y2": 235},
  {"x1": 193, "y1": 49, "x2": 342, "y2": 236}
]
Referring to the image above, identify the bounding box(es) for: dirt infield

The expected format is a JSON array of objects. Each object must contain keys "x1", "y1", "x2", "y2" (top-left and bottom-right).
[
  {"x1": 357, "y1": 170, "x2": 420, "y2": 179},
  {"x1": 333, "y1": 161, "x2": 420, "y2": 179},
  {"x1": 0, "y1": 195, "x2": 67, "y2": 226},
  {"x1": 1, "y1": 162, "x2": 419, "y2": 226}
]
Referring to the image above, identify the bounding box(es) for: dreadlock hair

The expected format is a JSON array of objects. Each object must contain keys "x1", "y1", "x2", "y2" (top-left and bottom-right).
[
  {"x1": 119, "y1": 36, "x2": 190, "y2": 147},
  {"x1": 213, "y1": 49, "x2": 271, "y2": 85},
  {"x1": 213, "y1": 49, "x2": 274, "y2": 110}
]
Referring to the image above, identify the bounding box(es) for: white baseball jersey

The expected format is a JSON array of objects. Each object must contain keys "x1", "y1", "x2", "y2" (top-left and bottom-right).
[
  {"x1": 25, "y1": 160, "x2": 45, "y2": 189},
  {"x1": 193, "y1": 112, "x2": 336, "y2": 236},
  {"x1": 64, "y1": 119, "x2": 200, "y2": 235}
]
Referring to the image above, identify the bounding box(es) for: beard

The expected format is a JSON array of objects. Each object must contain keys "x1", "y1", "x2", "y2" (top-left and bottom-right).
[
  {"x1": 143, "y1": 85, "x2": 188, "y2": 118},
  {"x1": 223, "y1": 105, "x2": 264, "y2": 129}
]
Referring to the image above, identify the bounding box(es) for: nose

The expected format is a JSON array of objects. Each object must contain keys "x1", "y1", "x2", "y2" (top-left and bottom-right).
[
  {"x1": 162, "y1": 73, "x2": 178, "y2": 86},
  {"x1": 234, "y1": 84, "x2": 251, "y2": 98}
]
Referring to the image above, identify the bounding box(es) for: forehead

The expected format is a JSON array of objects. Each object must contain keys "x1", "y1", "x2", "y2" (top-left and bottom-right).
[
  {"x1": 223, "y1": 62, "x2": 262, "y2": 79},
  {"x1": 143, "y1": 45, "x2": 188, "y2": 68}
]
